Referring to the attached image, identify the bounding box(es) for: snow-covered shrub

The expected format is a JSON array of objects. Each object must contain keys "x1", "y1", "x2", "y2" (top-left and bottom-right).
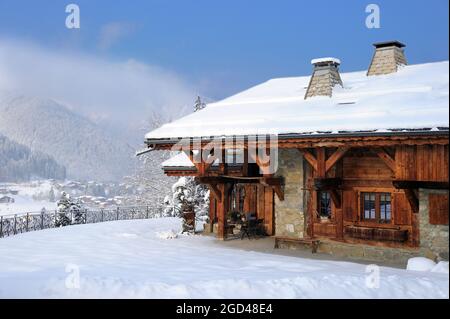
[
  {"x1": 163, "y1": 177, "x2": 210, "y2": 232},
  {"x1": 56, "y1": 191, "x2": 85, "y2": 226}
]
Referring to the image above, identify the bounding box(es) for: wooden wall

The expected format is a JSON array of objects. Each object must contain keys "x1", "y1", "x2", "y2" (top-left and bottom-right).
[
  {"x1": 308, "y1": 144, "x2": 448, "y2": 247},
  {"x1": 397, "y1": 145, "x2": 448, "y2": 181}
]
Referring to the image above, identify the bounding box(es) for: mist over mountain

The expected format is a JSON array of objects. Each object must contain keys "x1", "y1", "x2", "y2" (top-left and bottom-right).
[
  {"x1": 0, "y1": 92, "x2": 135, "y2": 182},
  {"x1": 0, "y1": 133, "x2": 66, "y2": 182}
]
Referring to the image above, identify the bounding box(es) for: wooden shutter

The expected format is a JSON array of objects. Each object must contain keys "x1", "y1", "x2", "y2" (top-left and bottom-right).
[
  {"x1": 343, "y1": 190, "x2": 358, "y2": 222},
  {"x1": 429, "y1": 194, "x2": 449, "y2": 225},
  {"x1": 393, "y1": 192, "x2": 412, "y2": 225}
]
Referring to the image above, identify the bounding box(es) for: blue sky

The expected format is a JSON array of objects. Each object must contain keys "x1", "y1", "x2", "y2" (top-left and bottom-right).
[{"x1": 0, "y1": 0, "x2": 448, "y2": 99}]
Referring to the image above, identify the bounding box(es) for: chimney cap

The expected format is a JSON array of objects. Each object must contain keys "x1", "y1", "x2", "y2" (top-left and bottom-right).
[
  {"x1": 373, "y1": 41, "x2": 406, "y2": 49},
  {"x1": 311, "y1": 57, "x2": 341, "y2": 66}
]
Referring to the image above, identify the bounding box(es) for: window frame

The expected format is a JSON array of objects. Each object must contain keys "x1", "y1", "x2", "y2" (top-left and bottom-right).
[
  {"x1": 318, "y1": 191, "x2": 332, "y2": 220},
  {"x1": 360, "y1": 192, "x2": 392, "y2": 224}
]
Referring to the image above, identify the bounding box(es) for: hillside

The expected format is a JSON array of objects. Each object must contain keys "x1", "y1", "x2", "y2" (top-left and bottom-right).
[
  {"x1": 0, "y1": 133, "x2": 66, "y2": 182},
  {"x1": 0, "y1": 92, "x2": 134, "y2": 181}
]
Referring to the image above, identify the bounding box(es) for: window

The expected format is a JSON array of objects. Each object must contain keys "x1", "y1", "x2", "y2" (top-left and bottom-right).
[
  {"x1": 380, "y1": 193, "x2": 392, "y2": 223},
  {"x1": 318, "y1": 192, "x2": 332, "y2": 219},
  {"x1": 361, "y1": 192, "x2": 391, "y2": 223}
]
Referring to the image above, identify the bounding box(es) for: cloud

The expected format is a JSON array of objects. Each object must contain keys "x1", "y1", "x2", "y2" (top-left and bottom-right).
[
  {"x1": 98, "y1": 22, "x2": 135, "y2": 51},
  {"x1": 0, "y1": 38, "x2": 195, "y2": 136}
]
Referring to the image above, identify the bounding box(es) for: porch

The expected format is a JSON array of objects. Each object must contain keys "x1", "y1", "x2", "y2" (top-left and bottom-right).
[{"x1": 204, "y1": 232, "x2": 408, "y2": 268}]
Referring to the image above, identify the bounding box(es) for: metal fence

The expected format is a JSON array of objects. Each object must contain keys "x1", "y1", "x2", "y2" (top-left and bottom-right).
[{"x1": 0, "y1": 204, "x2": 167, "y2": 239}]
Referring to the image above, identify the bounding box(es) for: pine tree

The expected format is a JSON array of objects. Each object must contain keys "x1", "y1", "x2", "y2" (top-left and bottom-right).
[
  {"x1": 55, "y1": 192, "x2": 86, "y2": 226},
  {"x1": 56, "y1": 191, "x2": 72, "y2": 227},
  {"x1": 70, "y1": 198, "x2": 85, "y2": 224},
  {"x1": 194, "y1": 96, "x2": 206, "y2": 112}
]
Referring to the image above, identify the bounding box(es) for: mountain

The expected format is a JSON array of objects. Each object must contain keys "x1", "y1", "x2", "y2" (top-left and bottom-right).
[
  {"x1": 0, "y1": 92, "x2": 134, "y2": 182},
  {"x1": 0, "y1": 133, "x2": 66, "y2": 182}
]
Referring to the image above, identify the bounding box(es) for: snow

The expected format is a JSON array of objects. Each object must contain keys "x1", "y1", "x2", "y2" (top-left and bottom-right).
[
  {"x1": 0, "y1": 181, "x2": 56, "y2": 216},
  {"x1": 156, "y1": 230, "x2": 179, "y2": 239},
  {"x1": 0, "y1": 218, "x2": 447, "y2": 298},
  {"x1": 146, "y1": 61, "x2": 449, "y2": 140},
  {"x1": 311, "y1": 57, "x2": 341, "y2": 65},
  {"x1": 432, "y1": 262, "x2": 449, "y2": 274},
  {"x1": 161, "y1": 152, "x2": 195, "y2": 168},
  {"x1": 406, "y1": 257, "x2": 437, "y2": 272}
]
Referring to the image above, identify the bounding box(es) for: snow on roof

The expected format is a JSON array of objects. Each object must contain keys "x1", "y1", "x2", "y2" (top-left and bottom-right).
[
  {"x1": 146, "y1": 61, "x2": 449, "y2": 140},
  {"x1": 311, "y1": 57, "x2": 341, "y2": 65},
  {"x1": 161, "y1": 152, "x2": 195, "y2": 168}
]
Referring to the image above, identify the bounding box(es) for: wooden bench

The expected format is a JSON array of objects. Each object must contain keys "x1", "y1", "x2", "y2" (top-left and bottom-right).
[{"x1": 274, "y1": 236, "x2": 320, "y2": 253}]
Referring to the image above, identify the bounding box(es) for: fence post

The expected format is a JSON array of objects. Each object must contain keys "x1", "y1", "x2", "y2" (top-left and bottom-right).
[
  {"x1": 13, "y1": 214, "x2": 17, "y2": 235},
  {"x1": 146, "y1": 206, "x2": 149, "y2": 219},
  {"x1": 101, "y1": 209, "x2": 104, "y2": 222},
  {"x1": 41, "y1": 211, "x2": 44, "y2": 229},
  {"x1": 0, "y1": 216, "x2": 3, "y2": 238},
  {"x1": 54, "y1": 210, "x2": 57, "y2": 228},
  {"x1": 116, "y1": 207, "x2": 119, "y2": 220},
  {"x1": 26, "y1": 213, "x2": 29, "y2": 232}
]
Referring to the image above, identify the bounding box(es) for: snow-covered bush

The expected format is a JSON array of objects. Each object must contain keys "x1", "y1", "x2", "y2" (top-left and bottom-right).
[
  {"x1": 163, "y1": 177, "x2": 210, "y2": 232},
  {"x1": 56, "y1": 191, "x2": 85, "y2": 226}
]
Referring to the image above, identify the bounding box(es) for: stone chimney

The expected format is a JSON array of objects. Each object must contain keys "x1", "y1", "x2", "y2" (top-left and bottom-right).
[
  {"x1": 367, "y1": 41, "x2": 407, "y2": 76},
  {"x1": 304, "y1": 58, "x2": 343, "y2": 99}
]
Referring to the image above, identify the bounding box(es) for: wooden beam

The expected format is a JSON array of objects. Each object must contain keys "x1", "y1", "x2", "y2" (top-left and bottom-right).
[
  {"x1": 219, "y1": 147, "x2": 227, "y2": 175},
  {"x1": 149, "y1": 134, "x2": 449, "y2": 151},
  {"x1": 404, "y1": 189, "x2": 419, "y2": 214},
  {"x1": 375, "y1": 147, "x2": 396, "y2": 172},
  {"x1": 207, "y1": 183, "x2": 222, "y2": 202},
  {"x1": 242, "y1": 148, "x2": 248, "y2": 176},
  {"x1": 313, "y1": 178, "x2": 342, "y2": 191},
  {"x1": 298, "y1": 149, "x2": 318, "y2": 171},
  {"x1": 393, "y1": 180, "x2": 449, "y2": 190},
  {"x1": 329, "y1": 190, "x2": 341, "y2": 209},
  {"x1": 325, "y1": 147, "x2": 349, "y2": 172},
  {"x1": 316, "y1": 148, "x2": 326, "y2": 177},
  {"x1": 273, "y1": 184, "x2": 284, "y2": 201}
]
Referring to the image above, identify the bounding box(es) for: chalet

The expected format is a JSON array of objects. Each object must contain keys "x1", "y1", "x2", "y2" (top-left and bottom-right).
[
  {"x1": 0, "y1": 196, "x2": 15, "y2": 204},
  {"x1": 143, "y1": 41, "x2": 449, "y2": 263}
]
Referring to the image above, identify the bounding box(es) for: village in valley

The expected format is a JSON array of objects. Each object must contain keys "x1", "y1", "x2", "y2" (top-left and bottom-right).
[{"x1": 0, "y1": 1, "x2": 448, "y2": 303}]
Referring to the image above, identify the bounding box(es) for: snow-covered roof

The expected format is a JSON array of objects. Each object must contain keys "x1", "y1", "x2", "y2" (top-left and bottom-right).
[
  {"x1": 161, "y1": 152, "x2": 195, "y2": 168},
  {"x1": 146, "y1": 61, "x2": 449, "y2": 141}
]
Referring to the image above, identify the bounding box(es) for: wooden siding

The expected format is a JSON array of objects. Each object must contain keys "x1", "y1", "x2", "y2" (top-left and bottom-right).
[
  {"x1": 398, "y1": 145, "x2": 448, "y2": 181},
  {"x1": 343, "y1": 155, "x2": 394, "y2": 180},
  {"x1": 429, "y1": 193, "x2": 449, "y2": 225}
]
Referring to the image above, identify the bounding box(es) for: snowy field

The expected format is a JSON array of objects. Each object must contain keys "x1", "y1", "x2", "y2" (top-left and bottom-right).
[
  {"x1": 0, "y1": 181, "x2": 56, "y2": 216},
  {"x1": 0, "y1": 218, "x2": 448, "y2": 299}
]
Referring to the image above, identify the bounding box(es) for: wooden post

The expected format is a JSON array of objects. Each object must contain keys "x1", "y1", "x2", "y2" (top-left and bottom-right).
[
  {"x1": 242, "y1": 148, "x2": 249, "y2": 177},
  {"x1": 316, "y1": 147, "x2": 326, "y2": 178},
  {"x1": 216, "y1": 183, "x2": 231, "y2": 240}
]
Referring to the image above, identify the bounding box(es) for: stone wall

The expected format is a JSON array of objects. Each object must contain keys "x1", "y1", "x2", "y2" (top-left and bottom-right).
[
  {"x1": 418, "y1": 189, "x2": 449, "y2": 261},
  {"x1": 274, "y1": 149, "x2": 306, "y2": 238}
]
